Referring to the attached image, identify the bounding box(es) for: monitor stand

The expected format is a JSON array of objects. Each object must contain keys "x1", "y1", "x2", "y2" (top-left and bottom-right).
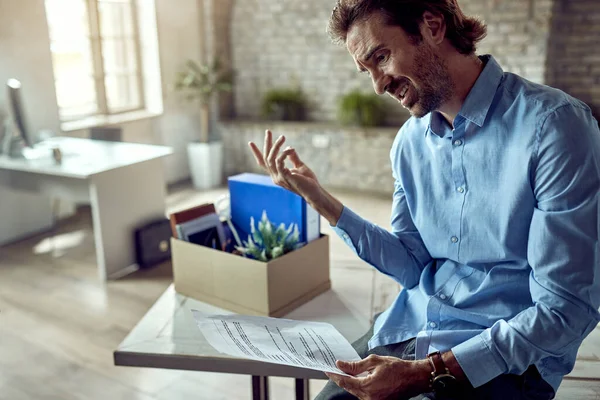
[
  {"x1": 1, "y1": 119, "x2": 26, "y2": 158},
  {"x1": 1, "y1": 118, "x2": 62, "y2": 161}
]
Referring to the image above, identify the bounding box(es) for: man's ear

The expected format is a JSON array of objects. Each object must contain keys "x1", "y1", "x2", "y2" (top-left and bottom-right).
[{"x1": 421, "y1": 11, "x2": 446, "y2": 45}]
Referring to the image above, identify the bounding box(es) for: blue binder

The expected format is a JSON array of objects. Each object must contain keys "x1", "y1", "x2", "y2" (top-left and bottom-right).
[{"x1": 228, "y1": 173, "x2": 320, "y2": 244}]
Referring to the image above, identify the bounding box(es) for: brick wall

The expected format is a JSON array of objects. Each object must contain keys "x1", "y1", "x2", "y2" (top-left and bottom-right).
[
  {"x1": 545, "y1": 0, "x2": 600, "y2": 120},
  {"x1": 229, "y1": 0, "x2": 555, "y2": 124},
  {"x1": 219, "y1": 121, "x2": 399, "y2": 195},
  {"x1": 208, "y1": 0, "x2": 599, "y2": 195},
  {"x1": 230, "y1": 0, "x2": 410, "y2": 126},
  {"x1": 462, "y1": 0, "x2": 553, "y2": 84}
]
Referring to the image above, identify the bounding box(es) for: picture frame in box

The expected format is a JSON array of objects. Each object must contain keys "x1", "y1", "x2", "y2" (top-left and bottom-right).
[{"x1": 177, "y1": 213, "x2": 226, "y2": 250}]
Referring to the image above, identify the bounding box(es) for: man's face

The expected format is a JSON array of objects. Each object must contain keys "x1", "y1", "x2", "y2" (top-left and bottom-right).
[{"x1": 346, "y1": 12, "x2": 454, "y2": 118}]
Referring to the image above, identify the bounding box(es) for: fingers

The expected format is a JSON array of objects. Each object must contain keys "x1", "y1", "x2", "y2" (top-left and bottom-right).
[
  {"x1": 267, "y1": 135, "x2": 286, "y2": 171},
  {"x1": 249, "y1": 130, "x2": 285, "y2": 173},
  {"x1": 326, "y1": 373, "x2": 363, "y2": 397},
  {"x1": 248, "y1": 142, "x2": 266, "y2": 169},
  {"x1": 276, "y1": 147, "x2": 295, "y2": 176},
  {"x1": 272, "y1": 147, "x2": 295, "y2": 191},
  {"x1": 263, "y1": 129, "x2": 273, "y2": 164},
  {"x1": 337, "y1": 354, "x2": 379, "y2": 376},
  {"x1": 326, "y1": 356, "x2": 380, "y2": 399},
  {"x1": 287, "y1": 147, "x2": 305, "y2": 169},
  {"x1": 248, "y1": 130, "x2": 300, "y2": 194}
]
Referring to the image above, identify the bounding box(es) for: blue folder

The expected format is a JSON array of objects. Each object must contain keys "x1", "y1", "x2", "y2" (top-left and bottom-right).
[{"x1": 228, "y1": 173, "x2": 320, "y2": 244}]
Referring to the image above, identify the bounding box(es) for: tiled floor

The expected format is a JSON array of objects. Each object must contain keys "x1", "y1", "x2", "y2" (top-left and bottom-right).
[{"x1": 0, "y1": 183, "x2": 598, "y2": 399}]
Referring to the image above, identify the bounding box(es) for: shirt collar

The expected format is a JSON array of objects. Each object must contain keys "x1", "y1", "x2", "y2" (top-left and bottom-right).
[
  {"x1": 458, "y1": 55, "x2": 504, "y2": 127},
  {"x1": 428, "y1": 54, "x2": 504, "y2": 135}
]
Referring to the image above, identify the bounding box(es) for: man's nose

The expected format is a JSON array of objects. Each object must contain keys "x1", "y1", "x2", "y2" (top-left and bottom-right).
[{"x1": 371, "y1": 72, "x2": 390, "y2": 96}]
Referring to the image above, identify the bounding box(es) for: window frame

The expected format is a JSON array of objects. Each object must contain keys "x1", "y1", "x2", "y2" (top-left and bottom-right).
[{"x1": 48, "y1": 0, "x2": 146, "y2": 122}]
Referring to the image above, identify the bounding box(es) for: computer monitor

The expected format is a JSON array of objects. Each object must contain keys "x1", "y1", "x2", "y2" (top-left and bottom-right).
[{"x1": 6, "y1": 79, "x2": 33, "y2": 148}]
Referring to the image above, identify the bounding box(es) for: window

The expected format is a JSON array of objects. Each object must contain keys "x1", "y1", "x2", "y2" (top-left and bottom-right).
[{"x1": 45, "y1": 0, "x2": 145, "y2": 122}]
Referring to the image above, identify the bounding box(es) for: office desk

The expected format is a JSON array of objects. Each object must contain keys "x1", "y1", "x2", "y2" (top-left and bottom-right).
[
  {"x1": 112, "y1": 275, "x2": 600, "y2": 399},
  {"x1": 0, "y1": 137, "x2": 173, "y2": 280},
  {"x1": 114, "y1": 284, "x2": 370, "y2": 400}
]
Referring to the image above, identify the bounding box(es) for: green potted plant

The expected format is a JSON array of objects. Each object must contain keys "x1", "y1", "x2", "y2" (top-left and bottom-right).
[
  {"x1": 174, "y1": 57, "x2": 233, "y2": 189},
  {"x1": 261, "y1": 87, "x2": 307, "y2": 121},
  {"x1": 337, "y1": 89, "x2": 386, "y2": 127}
]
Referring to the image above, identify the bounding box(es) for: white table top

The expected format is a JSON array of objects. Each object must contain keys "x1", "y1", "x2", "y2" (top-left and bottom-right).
[
  {"x1": 0, "y1": 137, "x2": 173, "y2": 179},
  {"x1": 114, "y1": 284, "x2": 370, "y2": 380}
]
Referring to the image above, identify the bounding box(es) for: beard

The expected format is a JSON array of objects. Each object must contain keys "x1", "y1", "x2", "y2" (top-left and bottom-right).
[{"x1": 389, "y1": 42, "x2": 454, "y2": 118}]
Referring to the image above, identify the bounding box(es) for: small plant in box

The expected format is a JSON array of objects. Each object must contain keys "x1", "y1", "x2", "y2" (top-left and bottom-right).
[{"x1": 235, "y1": 211, "x2": 304, "y2": 261}]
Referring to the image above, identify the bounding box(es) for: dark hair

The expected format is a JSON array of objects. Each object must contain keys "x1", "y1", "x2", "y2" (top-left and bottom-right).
[{"x1": 328, "y1": 0, "x2": 487, "y2": 55}]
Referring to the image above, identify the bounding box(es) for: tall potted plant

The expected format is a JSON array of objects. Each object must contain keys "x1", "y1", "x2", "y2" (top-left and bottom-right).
[{"x1": 174, "y1": 57, "x2": 233, "y2": 189}]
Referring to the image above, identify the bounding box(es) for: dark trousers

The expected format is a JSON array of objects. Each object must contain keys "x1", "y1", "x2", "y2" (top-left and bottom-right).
[{"x1": 314, "y1": 320, "x2": 555, "y2": 400}]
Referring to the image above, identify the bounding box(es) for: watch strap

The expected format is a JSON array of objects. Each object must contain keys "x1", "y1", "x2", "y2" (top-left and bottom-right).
[
  {"x1": 427, "y1": 351, "x2": 463, "y2": 398},
  {"x1": 427, "y1": 351, "x2": 449, "y2": 377}
]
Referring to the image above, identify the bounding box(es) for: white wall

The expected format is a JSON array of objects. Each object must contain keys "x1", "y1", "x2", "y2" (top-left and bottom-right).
[
  {"x1": 0, "y1": 0, "x2": 61, "y2": 136},
  {"x1": 153, "y1": 0, "x2": 205, "y2": 183}
]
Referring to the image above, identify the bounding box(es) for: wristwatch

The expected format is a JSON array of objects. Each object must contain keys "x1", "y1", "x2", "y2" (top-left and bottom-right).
[{"x1": 426, "y1": 351, "x2": 461, "y2": 397}]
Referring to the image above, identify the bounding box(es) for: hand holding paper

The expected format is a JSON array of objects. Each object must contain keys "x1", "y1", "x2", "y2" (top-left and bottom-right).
[{"x1": 192, "y1": 311, "x2": 362, "y2": 376}]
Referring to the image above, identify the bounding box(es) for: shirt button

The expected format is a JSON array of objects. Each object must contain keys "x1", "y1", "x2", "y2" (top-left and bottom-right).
[
  {"x1": 457, "y1": 186, "x2": 465, "y2": 193},
  {"x1": 453, "y1": 139, "x2": 463, "y2": 146},
  {"x1": 439, "y1": 294, "x2": 447, "y2": 300},
  {"x1": 429, "y1": 322, "x2": 437, "y2": 328},
  {"x1": 451, "y1": 236, "x2": 459, "y2": 243}
]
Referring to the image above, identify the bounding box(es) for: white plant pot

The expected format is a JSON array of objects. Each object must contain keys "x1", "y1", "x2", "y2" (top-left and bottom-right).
[{"x1": 187, "y1": 141, "x2": 223, "y2": 190}]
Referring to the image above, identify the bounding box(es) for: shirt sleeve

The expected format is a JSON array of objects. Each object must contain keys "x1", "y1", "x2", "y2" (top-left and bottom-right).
[
  {"x1": 332, "y1": 131, "x2": 432, "y2": 289},
  {"x1": 452, "y1": 103, "x2": 600, "y2": 388}
]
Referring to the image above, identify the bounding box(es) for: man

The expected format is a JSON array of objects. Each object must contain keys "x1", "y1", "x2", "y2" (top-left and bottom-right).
[{"x1": 249, "y1": 0, "x2": 600, "y2": 398}]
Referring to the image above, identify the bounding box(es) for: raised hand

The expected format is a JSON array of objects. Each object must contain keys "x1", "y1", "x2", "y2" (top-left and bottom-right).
[{"x1": 248, "y1": 129, "x2": 321, "y2": 202}]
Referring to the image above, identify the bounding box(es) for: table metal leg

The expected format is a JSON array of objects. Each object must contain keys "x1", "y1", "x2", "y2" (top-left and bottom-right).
[
  {"x1": 295, "y1": 378, "x2": 310, "y2": 400},
  {"x1": 252, "y1": 375, "x2": 269, "y2": 400}
]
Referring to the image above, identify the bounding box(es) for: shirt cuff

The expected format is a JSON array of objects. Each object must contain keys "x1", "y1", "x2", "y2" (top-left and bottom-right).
[
  {"x1": 451, "y1": 330, "x2": 507, "y2": 388},
  {"x1": 331, "y1": 206, "x2": 365, "y2": 253}
]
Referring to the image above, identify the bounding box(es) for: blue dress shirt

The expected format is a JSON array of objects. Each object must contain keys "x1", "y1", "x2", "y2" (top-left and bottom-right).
[{"x1": 332, "y1": 55, "x2": 600, "y2": 392}]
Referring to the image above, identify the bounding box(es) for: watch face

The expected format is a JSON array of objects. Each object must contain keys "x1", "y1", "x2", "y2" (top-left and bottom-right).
[{"x1": 432, "y1": 374, "x2": 459, "y2": 394}]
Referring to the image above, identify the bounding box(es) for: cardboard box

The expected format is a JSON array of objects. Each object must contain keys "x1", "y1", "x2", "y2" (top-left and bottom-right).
[{"x1": 171, "y1": 235, "x2": 331, "y2": 317}]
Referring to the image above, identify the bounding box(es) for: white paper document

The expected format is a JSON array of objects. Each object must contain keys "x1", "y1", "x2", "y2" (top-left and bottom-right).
[{"x1": 191, "y1": 311, "x2": 362, "y2": 376}]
